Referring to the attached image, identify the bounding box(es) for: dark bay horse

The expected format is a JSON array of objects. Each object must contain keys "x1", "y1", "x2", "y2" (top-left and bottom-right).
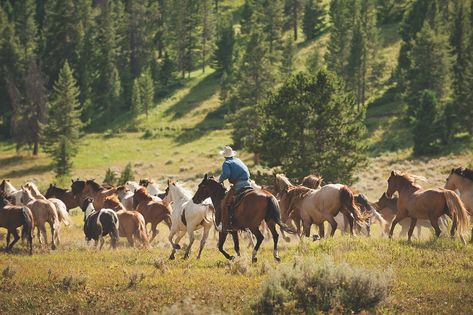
[
  {"x1": 192, "y1": 174, "x2": 294, "y2": 263},
  {"x1": 0, "y1": 192, "x2": 34, "y2": 254},
  {"x1": 45, "y1": 184, "x2": 79, "y2": 211},
  {"x1": 386, "y1": 171, "x2": 469, "y2": 243}
]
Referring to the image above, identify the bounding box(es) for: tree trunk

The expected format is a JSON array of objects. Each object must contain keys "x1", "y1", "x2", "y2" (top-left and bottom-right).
[
  {"x1": 293, "y1": 2, "x2": 298, "y2": 40},
  {"x1": 33, "y1": 141, "x2": 39, "y2": 156}
]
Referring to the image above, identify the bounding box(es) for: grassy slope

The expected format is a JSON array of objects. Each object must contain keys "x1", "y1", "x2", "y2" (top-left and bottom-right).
[{"x1": 1, "y1": 7, "x2": 473, "y2": 314}]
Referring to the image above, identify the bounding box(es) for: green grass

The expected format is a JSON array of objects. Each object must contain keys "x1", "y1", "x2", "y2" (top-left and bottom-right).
[{"x1": 1, "y1": 213, "x2": 473, "y2": 314}]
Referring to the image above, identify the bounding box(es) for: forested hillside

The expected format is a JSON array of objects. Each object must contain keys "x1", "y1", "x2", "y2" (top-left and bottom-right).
[{"x1": 0, "y1": 0, "x2": 472, "y2": 189}]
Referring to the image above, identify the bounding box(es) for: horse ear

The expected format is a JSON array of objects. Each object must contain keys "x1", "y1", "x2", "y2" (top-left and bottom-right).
[
  {"x1": 390, "y1": 170, "x2": 395, "y2": 176},
  {"x1": 71, "y1": 179, "x2": 74, "y2": 183},
  {"x1": 167, "y1": 179, "x2": 170, "y2": 186},
  {"x1": 204, "y1": 173, "x2": 208, "y2": 180}
]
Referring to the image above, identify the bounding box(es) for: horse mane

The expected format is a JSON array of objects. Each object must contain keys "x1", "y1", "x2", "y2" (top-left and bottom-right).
[
  {"x1": 135, "y1": 187, "x2": 150, "y2": 198},
  {"x1": 171, "y1": 182, "x2": 193, "y2": 200},
  {"x1": 104, "y1": 195, "x2": 125, "y2": 211},
  {"x1": 286, "y1": 185, "x2": 312, "y2": 201},
  {"x1": 275, "y1": 174, "x2": 294, "y2": 193},
  {"x1": 301, "y1": 175, "x2": 323, "y2": 189},
  {"x1": 25, "y1": 182, "x2": 43, "y2": 197},
  {"x1": 0, "y1": 191, "x2": 10, "y2": 207},
  {"x1": 452, "y1": 167, "x2": 473, "y2": 182},
  {"x1": 393, "y1": 171, "x2": 427, "y2": 186},
  {"x1": 85, "y1": 179, "x2": 103, "y2": 191}
]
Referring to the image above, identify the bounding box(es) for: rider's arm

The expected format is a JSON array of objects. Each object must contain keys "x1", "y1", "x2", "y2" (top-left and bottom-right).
[{"x1": 219, "y1": 162, "x2": 231, "y2": 183}]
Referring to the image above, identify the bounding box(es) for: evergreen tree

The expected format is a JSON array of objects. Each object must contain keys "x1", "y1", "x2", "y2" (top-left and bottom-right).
[
  {"x1": 258, "y1": 70, "x2": 366, "y2": 183},
  {"x1": 405, "y1": 23, "x2": 452, "y2": 121},
  {"x1": 200, "y1": 0, "x2": 216, "y2": 72},
  {"x1": 119, "y1": 163, "x2": 135, "y2": 185},
  {"x1": 306, "y1": 47, "x2": 323, "y2": 74},
  {"x1": 43, "y1": 61, "x2": 83, "y2": 177},
  {"x1": 240, "y1": 0, "x2": 254, "y2": 35},
  {"x1": 213, "y1": 15, "x2": 234, "y2": 73},
  {"x1": 140, "y1": 68, "x2": 154, "y2": 118},
  {"x1": 281, "y1": 37, "x2": 295, "y2": 77},
  {"x1": 285, "y1": 0, "x2": 302, "y2": 40},
  {"x1": 413, "y1": 90, "x2": 442, "y2": 155},
  {"x1": 255, "y1": 0, "x2": 285, "y2": 64},
  {"x1": 131, "y1": 78, "x2": 142, "y2": 116},
  {"x1": 302, "y1": 0, "x2": 325, "y2": 41}
]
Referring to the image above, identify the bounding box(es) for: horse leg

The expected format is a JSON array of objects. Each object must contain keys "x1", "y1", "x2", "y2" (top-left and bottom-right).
[
  {"x1": 168, "y1": 228, "x2": 179, "y2": 260},
  {"x1": 5, "y1": 231, "x2": 10, "y2": 252},
  {"x1": 326, "y1": 216, "x2": 337, "y2": 237},
  {"x1": 450, "y1": 215, "x2": 457, "y2": 239},
  {"x1": 389, "y1": 214, "x2": 407, "y2": 239},
  {"x1": 302, "y1": 218, "x2": 312, "y2": 238},
  {"x1": 407, "y1": 218, "x2": 417, "y2": 242},
  {"x1": 99, "y1": 236, "x2": 105, "y2": 250},
  {"x1": 49, "y1": 223, "x2": 56, "y2": 250},
  {"x1": 197, "y1": 225, "x2": 211, "y2": 259},
  {"x1": 150, "y1": 222, "x2": 158, "y2": 243},
  {"x1": 318, "y1": 223, "x2": 325, "y2": 238},
  {"x1": 8, "y1": 229, "x2": 20, "y2": 251},
  {"x1": 218, "y1": 232, "x2": 234, "y2": 260},
  {"x1": 183, "y1": 229, "x2": 195, "y2": 259},
  {"x1": 250, "y1": 227, "x2": 264, "y2": 263},
  {"x1": 341, "y1": 209, "x2": 354, "y2": 235},
  {"x1": 246, "y1": 230, "x2": 254, "y2": 249},
  {"x1": 429, "y1": 216, "x2": 441, "y2": 238},
  {"x1": 127, "y1": 234, "x2": 135, "y2": 247},
  {"x1": 266, "y1": 220, "x2": 280, "y2": 262},
  {"x1": 230, "y1": 231, "x2": 240, "y2": 256}
]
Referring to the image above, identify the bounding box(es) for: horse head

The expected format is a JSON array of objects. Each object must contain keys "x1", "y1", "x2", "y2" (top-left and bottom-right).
[{"x1": 192, "y1": 174, "x2": 225, "y2": 204}]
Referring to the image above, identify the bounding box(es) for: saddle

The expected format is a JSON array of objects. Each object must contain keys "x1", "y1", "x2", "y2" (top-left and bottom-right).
[{"x1": 230, "y1": 186, "x2": 254, "y2": 211}]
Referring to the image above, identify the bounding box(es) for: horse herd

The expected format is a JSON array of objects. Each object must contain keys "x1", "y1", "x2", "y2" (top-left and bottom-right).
[{"x1": 0, "y1": 167, "x2": 472, "y2": 262}]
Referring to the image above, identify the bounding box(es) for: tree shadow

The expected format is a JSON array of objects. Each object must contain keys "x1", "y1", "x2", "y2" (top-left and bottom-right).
[
  {"x1": 296, "y1": 29, "x2": 330, "y2": 50},
  {"x1": 164, "y1": 72, "x2": 220, "y2": 120},
  {"x1": 3, "y1": 164, "x2": 53, "y2": 178},
  {"x1": 0, "y1": 156, "x2": 25, "y2": 167},
  {"x1": 174, "y1": 105, "x2": 227, "y2": 145}
]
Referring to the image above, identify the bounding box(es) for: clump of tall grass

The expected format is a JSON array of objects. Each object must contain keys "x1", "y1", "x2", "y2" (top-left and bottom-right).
[
  {"x1": 1, "y1": 264, "x2": 16, "y2": 280},
  {"x1": 60, "y1": 274, "x2": 88, "y2": 292},
  {"x1": 125, "y1": 271, "x2": 146, "y2": 289},
  {"x1": 251, "y1": 256, "x2": 393, "y2": 314},
  {"x1": 160, "y1": 298, "x2": 224, "y2": 315}
]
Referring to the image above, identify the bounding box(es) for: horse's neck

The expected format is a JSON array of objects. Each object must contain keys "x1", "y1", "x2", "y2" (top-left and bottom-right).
[
  {"x1": 4, "y1": 182, "x2": 17, "y2": 194},
  {"x1": 398, "y1": 181, "x2": 420, "y2": 198},
  {"x1": 209, "y1": 187, "x2": 225, "y2": 211},
  {"x1": 85, "y1": 203, "x2": 97, "y2": 219},
  {"x1": 455, "y1": 176, "x2": 473, "y2": 194}
]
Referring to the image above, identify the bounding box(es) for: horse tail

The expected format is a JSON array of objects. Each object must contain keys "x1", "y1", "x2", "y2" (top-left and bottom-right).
[
  {"x1": 135, "y1": 214, "x2": 149, "y2": 248},
  {"x1": 51, "y1": 199, "x2": 70, "y2": 226},
  {"x1": 340, "y1": 186, "x2": 365, "y2": 224},
  {"x1": 110, "y1": 211, "x2": 120, "y2": 249},
  {"x1": 266, "y1": 195, "x2": 296, "y2": 234},
  {"x1": 444, "y1": 190, "x2": 470, "y2": 240},
  {"x1": 21, "y1": 207, "x2": 34, "y2": 255}
]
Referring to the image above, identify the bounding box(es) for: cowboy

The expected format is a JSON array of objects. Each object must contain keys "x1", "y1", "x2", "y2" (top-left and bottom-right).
[{"x1": 217, "y1": 146, "x2": 252, "y2": 232}]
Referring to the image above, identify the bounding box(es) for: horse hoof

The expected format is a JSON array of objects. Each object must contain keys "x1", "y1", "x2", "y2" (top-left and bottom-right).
[
  {"x1": 229, "y1": 256, "x2": 235, "y2": 261},
  {"x1": 312, "y1": 235, "x2": 321, "y2": 241},
  {"x1": 274, "y1": 256, "x2": 281, "y2": 263},
  {"x1": 169, "y1": 255, "x2": 175, "y2": 260},
  {"x1": 252, "y1": 257, "x2": 257, "y2": 263},
  {"x1": 173, "y1": 244, "x2": 181, "y2": 250}
]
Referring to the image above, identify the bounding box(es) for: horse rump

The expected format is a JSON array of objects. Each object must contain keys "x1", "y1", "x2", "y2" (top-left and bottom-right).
[
  {"x1": 134, "y1": 214, "x2": 149, "y2": 247},
  {"x1": 340, "y1": 186, "x2": 366, "y2": 224},
  {"x1": 21, "y1": 207, "x2": 34, "y2": 255},
  {"x1": 444, "y1": 190, "x2": 470, "y2": 242},
  {"x1": 266, "y1": 195, "x2": 296, "y2": 234},
  {"x1": 100, "y1": 210, "x2": 120, "y2": 249}
]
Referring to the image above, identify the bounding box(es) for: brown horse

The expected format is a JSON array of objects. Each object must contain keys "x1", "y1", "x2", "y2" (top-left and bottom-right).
[
  {"x1": 445, "y1": 167, "x2": 473, "y2": 242},
  {"x1": 103, "y1": 195, "x2": 149, "y2": 247},
  {"x1": 82, "y1": 180, "x2": 117, "y2": 209},
  {"x1": 386, "y1": 171, "x2": 469, "y2": 242},
  {"x1": 21, "y1": 186, "x2": 60, "y2": 249},
  {"x1": 192, "y1": 174, "x2": 294, "y2": 263},
  {"x1": 133, "y1": 187, "x2": 172, "y2": 243},
  {"x1": 0, "y1": 193, "x2": 34, "y2": 254},
  {"x1": 301, "y1": 174, "x2": 323, "y2": 189},
  {"x1": 24, "y1": 182, "x2": 70, "y2": 226},
  {"x1": 45, "y1": 184, "x2": 79, "y2": 211}
]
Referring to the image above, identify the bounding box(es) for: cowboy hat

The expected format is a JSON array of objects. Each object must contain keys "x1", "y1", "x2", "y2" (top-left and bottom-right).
[{"x1": 220, "y1": 145, "x2": 236, "y2": 158}]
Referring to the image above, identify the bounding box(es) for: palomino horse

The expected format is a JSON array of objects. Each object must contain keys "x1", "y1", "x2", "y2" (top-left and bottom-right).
[
  {"x1": 132, "y1": 187, "x2": 172, "y2": 243},
  {"x1": 24, "y1": 182, "x2": 70, "y2": 226},
  {"x1": 301, "y1": 175, "x2": 323, "y2": 189},
  {"x1": 163, "y1": 181, "x2": 213, "y2": 260},
  {"x1": 279, "y1": 184, "x2": 366, "y2": 238},
  {"x1": 45, "y1": 184, "x2": 79, "y2": 211},
  {"x1": 386, "y1": 171, "x2": 469, "y2": 242},
  {"x1": 0, "y1": 192, "x2": 34, "y2": 254},
  {"x1": 445, "y1": 167, "x2": 473, "y2": 242},
  {"x1": 82, "y1": 180, "x2": 117, "y2": 210},
  {"x1": 103, "y1": 195, "x2": 149, "y2": 247},
  {"x1": 0, "y1": 180, "x2": 23, "y2": 205},
  {"x1": 192, "y1": 174, "x2": 294, "y2": 263},
  {"x1": 374, "y1": 192, "x2": 448, "y2": 238},
  {"x1": 81, "y1": 198, "x2": 119, "y2": 249},
  {"x1": 116, "y1": 186, "x2": 135, "y2": 211},
  {"x1": 21, "y1": 186, "x2": 60, "y2": 249}
]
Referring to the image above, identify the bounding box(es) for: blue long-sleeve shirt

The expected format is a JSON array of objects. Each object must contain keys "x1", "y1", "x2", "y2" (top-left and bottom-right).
[{"x1": 219, "y1": 157, "x2": 250, "y2": 185}]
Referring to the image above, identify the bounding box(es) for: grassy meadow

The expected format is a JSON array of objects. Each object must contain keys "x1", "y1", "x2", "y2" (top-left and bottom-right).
[{"x1": 2, "y1": 13, "x2": 473, "y2": 314}]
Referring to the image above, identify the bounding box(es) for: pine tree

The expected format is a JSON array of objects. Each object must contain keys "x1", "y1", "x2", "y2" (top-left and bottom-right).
[
  {"x1": 306, "y1": 47, "x2": 323, "y2": 74},
  {"x1": 200, "y1": 0, "x2": 216, "y2": 72},
  {"x1": 258, "y1": 70, "x2": 366, "y2": 183},
  {"x1": 413, "y1": 90, "x2": 442, "y2": 155},
  {"x1": 240, "y1": 0, "x2": 254, "y2": 35},
  {"x1": 213, "y1": 15, "x2": 234, "y2": 73},
  {"x1": 405, "y1": 23, "x2": 452, "y2": 121},
  {"x1": 285, "y1": 0, "x2": 302, "y2": 40},
  {"x1": 43, "y1": 61, "x2": 83, "y2": 177},
  {"x1": 140, "y1": 68, "x2": 154, "y2": 118},
  {"x1": 302, "y1": 0, "x2": 325, "y2": 41},
  {"x1": 131, "y1": 78, "x2": 142, "y2": 116},
  {"x1": 281, "y1": 37, "x2": 295, "y2": 77},
  {"x1": 119, "y1": 163, "x2": 135, "y2": 185},
  {"x1": 255, "y1": 0, "x2": 285, "y2": 64}
]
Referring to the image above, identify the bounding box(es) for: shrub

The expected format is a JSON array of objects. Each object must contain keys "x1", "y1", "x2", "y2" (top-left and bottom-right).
[
  {"x1": 60, "y1": 274, "x2": 88, "y2": 292},
  {"x1": 126, "y1": 272, "x2": 145, "y2": 289},
  {"x1": 103, "y1": 168, "x2": 118, "y2": 186},
  {"x1": 251, "y1": 256, "x2": 393, "y2": 314},
  {"x1": 2, "y1": 265, "x2": 16, "y2": 280},
  {"x1": 118, "y1": 163, "x2": 135, "y2": 185}
]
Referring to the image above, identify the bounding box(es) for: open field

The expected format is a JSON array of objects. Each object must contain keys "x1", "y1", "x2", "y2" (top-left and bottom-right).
[{"x1": 1, "y1": 212, "x2": 473, "y2": 314}]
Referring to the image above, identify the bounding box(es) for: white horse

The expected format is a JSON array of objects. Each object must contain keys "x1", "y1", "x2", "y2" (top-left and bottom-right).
[
  {"x1": 164, "y1": 181, "x2": 213, "y2": 260},
  {"x1": 140, "y1": 179, "x2": 166, "y2": 197},
  {"x1": 117, "y1": 186, "x2": 135, "y2": 211},
  {"x1": 125, "y1": 181, "x2": 162, "y2": 202},
  {"x1": 0, "y1": 180, "x2": 23, "y2": 205}
]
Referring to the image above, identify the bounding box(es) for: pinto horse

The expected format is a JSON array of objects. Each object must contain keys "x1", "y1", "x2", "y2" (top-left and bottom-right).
[
  {"x1": 445, "y1": 167, "x2": 473, "y2": 242},
  {"x1": 81, "y1": 198, "x2": 119, "y2": 249},
  {"x1": 192, "y1": 174, "x2": 294, "y2": 263},
  {"x1": 0, "y1": 193, "x2": 34, "y2": 254},
  {"x1": 386, "y1": 171, "x2": 469, "y2": 243}
]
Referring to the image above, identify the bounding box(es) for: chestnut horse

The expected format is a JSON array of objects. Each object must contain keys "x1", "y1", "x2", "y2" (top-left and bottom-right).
[
  {"x1": 103, "y1": 195, "x2": 149, "y2": 247},
  {"x1": 0, "y1": 192, "x2": 34, "y2": 254},
  {"x1": 192, "y1": 174, "x2": 294, "y2": 263},
  {"x1": 386, "y1": 171, "x2": 469, "y2": 242},
  {"x1": 445, "y1": 167, "x2": 473, "y2": 242},
  {"x1": 82, "y1": 180, "x2": 117, "y2": 209},
  {"x1": 133, "y1": 187, "x2": 172, "y2": 243},
  {"x1": 45, "y1": 184, "x2": 79, "y2": 211}
]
